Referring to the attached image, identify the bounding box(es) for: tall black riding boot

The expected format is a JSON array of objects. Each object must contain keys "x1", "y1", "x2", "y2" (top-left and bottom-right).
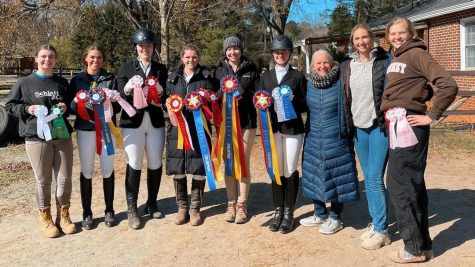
[
  {"x1": 190, "y1": 178, "x2": 206, "y2": 226},
  {"x1": 280, "y1": 171, "x2": 299, "y2": 234},
  {"x1": 145, "y1": 167, "x2": 163, "y2": 219},
  {"x1": 103, "y1": 172, "x2": 115, "y2": 227},
  {"x1": 174, "y1": 178, "x2": 189, "y2": 225},
  {"x1": 125, "y1": 165, "x2": 141, "y2": 230},
  {"x1": 269, "y1": 178, "x2": 286, "y2": 232},
  {"x1": 80, "y1": 173, "x2": 93, "y2": 230}
]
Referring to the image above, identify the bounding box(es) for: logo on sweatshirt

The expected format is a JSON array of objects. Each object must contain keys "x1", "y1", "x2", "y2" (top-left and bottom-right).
[
  {"x1": 386, "y1": 63, "x2": 407, "y2": 74},
  {"x1": 35, "y1": 91, "x2": 62, "y2": 100}
]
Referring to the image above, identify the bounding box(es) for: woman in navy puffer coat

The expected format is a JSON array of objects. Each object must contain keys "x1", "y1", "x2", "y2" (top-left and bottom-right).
[{"x1": 301, "y1": 49, "x2": 359, "y2": 235}]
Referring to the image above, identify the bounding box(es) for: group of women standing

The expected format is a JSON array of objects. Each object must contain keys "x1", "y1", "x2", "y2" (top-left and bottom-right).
[{"x1": 5, "y1": 16, "x2": 458, "y2": 264}]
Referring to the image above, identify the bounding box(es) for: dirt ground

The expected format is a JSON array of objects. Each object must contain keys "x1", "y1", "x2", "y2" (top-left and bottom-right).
[{"x1": 0, "y1": 132, "x2": 474, "y2": 267}]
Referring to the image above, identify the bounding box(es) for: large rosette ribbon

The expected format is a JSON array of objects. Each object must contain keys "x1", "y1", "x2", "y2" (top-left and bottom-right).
[
  {"x1": 90, "y1": 88, "x2": 115, "y2": 155},
  {"x1": 385, "y1": 107, "x2": 418, "y2": 149},
  {"x1": 130, "y1": 75, "x2": 148, "y2": 109},
  {"x1": 254, "y1": 90, "x2": 281, "y2": 185},
  {"x1": 213, "y1": 75, "x2": 246, "y2": 180},
  {"x1": 145, "y1": 76, "x2": 163, "y2": 106},
  {"x1": 272, "y1": 85, "x2": 297, "y2": 122},
  {"x1": 166, "y1": 94, "x2": 194, "y2": 151},
  {"x1": 184, "y1": 91, "x2": 217, "y2": 190}
]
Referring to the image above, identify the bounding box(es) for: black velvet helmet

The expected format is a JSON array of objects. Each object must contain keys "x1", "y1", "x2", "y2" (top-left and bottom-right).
[
  {"x1": 270, "y1": 35, "x2": 293, "y2": 52},
  {"x1": 133, "y1": 28, "x2": 158, "y2": 46}
]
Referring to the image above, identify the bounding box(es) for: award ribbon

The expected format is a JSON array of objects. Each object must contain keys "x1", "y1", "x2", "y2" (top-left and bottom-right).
[
  {"x1": 90, "y1": 89, "x2": 114, "y2": 156},
  {"x1": 35, "y1": 105, "x2": 56, "y2": 141},
  {"x1": 50, "y1": 105, "x2": 70, "y2": 139},
  {"x1": 185, "y1": 91, "x2": 217, "y2": 190},
  {"x1": 76, "y1": 90, "x2": 91, "y2": 121},
  {"x1": 272, "y1": 85, "x2": 297, "y2": 122},
  {"x1": 166, "y1": 94, "x2": 194, "y2": 151},
  {"x1": 385, "y1": 107, "x2": 419, "y2": 149},
  {"x1": 196, "y1": 88, "x2": 213, "y2": 120},
  {"x1": 212, "y1": 75, "x2": 247, "y2": 180},
  {"x1": 145, "y1": 76, "x2": 162, "y2": 105},
  {"x1": 105, "y1": 89, "x2": 136, "y2": 117},
  {"x1": 130, "y1": 75, "x2": 148, "y2": 109},
  {"x1": 253, "y1": 90, "x2": 281, "y2": 185},
  {"x1": 208, "y1": 92, "x2": 222, "y2": 126}
]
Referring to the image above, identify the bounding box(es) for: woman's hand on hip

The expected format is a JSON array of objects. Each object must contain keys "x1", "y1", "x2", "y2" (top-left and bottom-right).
[{"x1": 407, "y1": 115, "x2": 433, "y2": 126}]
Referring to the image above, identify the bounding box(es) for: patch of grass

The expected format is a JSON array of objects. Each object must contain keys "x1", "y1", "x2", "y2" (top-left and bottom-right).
[
  {"x1": 430, "y1": 130, "x2": 475, "y2": 152},
  {"x1": 0, "y1": 162, "x2": 32, "y2": 189}
]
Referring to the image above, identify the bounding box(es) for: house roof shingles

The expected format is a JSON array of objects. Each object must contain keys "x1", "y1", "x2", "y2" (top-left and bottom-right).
[{"x1": 368, "y1": 0, "x2": 475, "y2": 30}]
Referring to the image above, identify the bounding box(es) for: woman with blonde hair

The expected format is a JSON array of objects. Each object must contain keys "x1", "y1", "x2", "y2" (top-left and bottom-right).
[
  {"x1": 337, "y1": 23, "x2": 391, "y2": 249},
  {"x1": 382, "y1": 17, "x2": 457, "y2": 263}
]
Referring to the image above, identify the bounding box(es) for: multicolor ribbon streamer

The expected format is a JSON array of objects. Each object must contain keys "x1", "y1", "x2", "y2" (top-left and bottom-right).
[
  {"x1": 50, "y1": 105, "x2": 70, "y2": 139},
  {"x1": 212, "y1": 75, "x2": 247, "y2": 180},
  {"x1": 90, "y1": 89, "x2": 114, "y2": 156},
  {"x1": 254, "y1": 90, "x2": 281, "y2": 185},
  {"x1": 185, "y1": 91, "x2": 217, "y2": 190},
  {"x1": 166, "y1": 94, "x2": 194, "y2": 151},
  {"x1": 385, "y1": 107, "x2": 419, "y2": 149},
  {"x1": 35, "y1": 105, "x2": 56, "y2": 141},
  {"x1": 272, "y1": 85, "x2": 297, "y2": 122},
  {"x1": 130, "y1": 75, "x2": 148, "y2": 109}
]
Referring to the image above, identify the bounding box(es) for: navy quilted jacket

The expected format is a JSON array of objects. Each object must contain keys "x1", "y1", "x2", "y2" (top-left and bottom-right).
[{"x1": 301, "y1": 78, "x2": 359, "y2": 203}]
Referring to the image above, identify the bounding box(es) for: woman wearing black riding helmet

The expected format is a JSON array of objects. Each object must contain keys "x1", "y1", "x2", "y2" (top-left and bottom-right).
[
  {"x1": 117, "y1": 28, "x2": 168, "y2": 230},
  {"x1": 259, "y1": 35, "x2": 307, "y2": 234}
]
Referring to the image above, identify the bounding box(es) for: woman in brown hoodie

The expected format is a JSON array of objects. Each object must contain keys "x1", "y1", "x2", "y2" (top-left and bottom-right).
[{"x1": 381, "y1": 17, "x2": 458, "y2": 263}]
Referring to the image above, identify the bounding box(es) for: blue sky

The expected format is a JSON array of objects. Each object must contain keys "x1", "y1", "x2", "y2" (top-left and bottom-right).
[{"x1": 288, "y1": 0, "x2": 337, "y2": 24}]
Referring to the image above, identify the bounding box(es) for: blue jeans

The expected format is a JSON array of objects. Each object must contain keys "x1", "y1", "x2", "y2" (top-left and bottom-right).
[
  {"x1": 313, "y1": 200, "x2": 344, "y2": 219},
  {"x1": 354, "y1": 122, "x2": 389, "y2": 233}
]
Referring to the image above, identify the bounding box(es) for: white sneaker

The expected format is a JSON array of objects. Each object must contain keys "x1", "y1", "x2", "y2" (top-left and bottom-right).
[
  {"x1": 360, "y1": 223, "x2": 375, "y2": 241},
  {"x1": 299, "y1": 215, "x2": 327, "y2": 227},
  {"x1": 319, "y1": 218, "x2": 343, "y2": 235}
]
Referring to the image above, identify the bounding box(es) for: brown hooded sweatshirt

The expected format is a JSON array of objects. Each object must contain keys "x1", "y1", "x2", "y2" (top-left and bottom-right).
[{"x1": 381, "y1": 38, "x2": 458, "y2": 120}]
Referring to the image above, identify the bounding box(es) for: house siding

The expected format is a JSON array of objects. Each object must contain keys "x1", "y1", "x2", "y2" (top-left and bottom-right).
[{"x1": 429, "y1": 8, "x2": 475, "y2": 123}]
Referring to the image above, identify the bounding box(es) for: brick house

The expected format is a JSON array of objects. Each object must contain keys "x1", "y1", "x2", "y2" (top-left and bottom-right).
[{"x1": 304, "y1": 0, "x2": 475, "y2": 124}]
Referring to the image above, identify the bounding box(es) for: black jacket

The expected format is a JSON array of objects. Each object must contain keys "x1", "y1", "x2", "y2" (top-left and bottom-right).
[
  {"x1": 5, "y1": 73, "x2": 74, "y2": 141},
  {"x1": 164, "y1": 65, "x2": 216, "y2": 175},
  {"x1": 214, "y1": 57, "x2": 260, "y2": 129},
  {"x1": 340, "y1": 47, "x2": 389, "y2": 134},
  {"x1": 259, "y1": 66, "x2": 307, "y2": 135},
  {"x1": 70, "y1": 69, "x2": 120, "y2": 131},
  {"x1": 116, "y1": 59, "x2": 168, "y2": 128}
]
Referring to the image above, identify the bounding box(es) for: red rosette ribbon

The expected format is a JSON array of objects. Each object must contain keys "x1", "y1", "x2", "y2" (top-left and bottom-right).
[
  {"x1": 253, "y1": 90, "x2": 272, "y2": 110},
  {"x1": 166, "y1": 94, "x2": 194, "y2": 151},
  {"x1": 145, "y1": 76, "x2": 161, "y2": 105},
  {"x1": 221, "y1": 75, "x2": 239, "y2": 94},
  {"x1": 76, "y1": 90, "x2": 91, "y2": 121},
  {"x1": 208, "y1": 92, "x2": 222, "y2": 126},
  {"x1": 184, "y1": 92, "x2": 203, "y2": 111}
]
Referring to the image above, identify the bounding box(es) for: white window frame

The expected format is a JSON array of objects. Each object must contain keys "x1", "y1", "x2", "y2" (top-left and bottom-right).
[{"x1": 460, "y1": 16, "x2": 475, "y2": 70}]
